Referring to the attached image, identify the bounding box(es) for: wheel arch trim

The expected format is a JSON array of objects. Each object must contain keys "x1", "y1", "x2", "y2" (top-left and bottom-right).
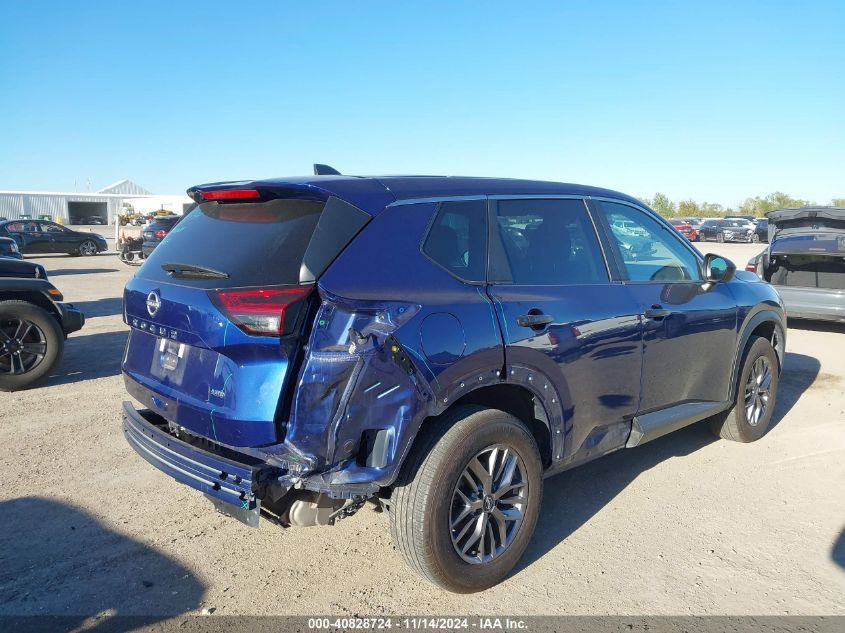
[{"x1": 729, "y1": 306, "x2": 786, "y2": 401}]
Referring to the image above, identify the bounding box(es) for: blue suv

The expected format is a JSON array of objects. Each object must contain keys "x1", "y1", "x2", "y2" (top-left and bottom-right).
[{"x1": 122, "y1": 171, "x2": 786, "y2": 592}]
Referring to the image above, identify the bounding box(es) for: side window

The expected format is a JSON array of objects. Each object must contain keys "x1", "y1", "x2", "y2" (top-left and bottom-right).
[
  {"x1": 5, "y1": 222, "x2": 25, "y2": 232},
  {"x1": 42, "y1": 222, "x2": 65, "y2": 233},
  {"x1": 422, "y1": 200, "x2": 487, "y2": 282},
  {"x1": 493, "y1": 198, "x2": 608, "y2": 285},
  {"x1": 597, "y1": 201, "x2": 701, "y2": 282}
]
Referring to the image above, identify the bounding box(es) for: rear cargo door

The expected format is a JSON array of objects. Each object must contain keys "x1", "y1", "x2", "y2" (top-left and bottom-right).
[{"x1": 122, "y1": 194, "x2": 368, "y2": 447}]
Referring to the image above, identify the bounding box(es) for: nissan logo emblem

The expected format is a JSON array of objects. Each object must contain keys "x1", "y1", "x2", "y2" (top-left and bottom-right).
[{"x1": 146, "y1": 290, "x2": 161, "y2": 317}]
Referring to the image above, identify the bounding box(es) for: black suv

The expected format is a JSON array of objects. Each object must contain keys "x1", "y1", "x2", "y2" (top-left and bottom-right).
[
  {"x1": 122, "y1": 173, "x2": 786, "y2": 592},
  {"x1": 0, "y1": 258, "x2": 85, "y2": 390}
]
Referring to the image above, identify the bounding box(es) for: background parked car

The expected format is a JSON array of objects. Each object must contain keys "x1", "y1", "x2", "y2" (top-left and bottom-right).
[
  {"x1": 0, "y1": 236, "x2": 23, "y2": 259},
  {"x1": 754, "y1": 218, "x2": 769, "y2": 243},
  {"x1": 725, "y1": 219, "x2": 757, "y2": 242},
  {"x1": 85, "y1": 216, "x2": 106, "y2": 225},
  {"x1": 746, "y1": 206, "x2": 845, "y2": 322},
  {"x1": 141, "y1": 215, "x2": 180, "y2": 257},
  {"x1": 699, "y1": 219, "x2": 754, "y2": 243},
  {"x1": 669, "y1": 218, "x2": 699, "y2": 241},
  {"x1": 0, "y1": 262, "x2": 85, "y2": 390},
  {"x1": 699, "y1": 219, "x2": 728, "y2": 242},
  {"x1": 685, "y1": 217, "x2": 703, "y2": 230},
  {"x1": 726, "y1": 214, "x2": 757, "y2": 225},
  {"x1": 0, "y1": 220, "x2": 108, "y2": 256}
]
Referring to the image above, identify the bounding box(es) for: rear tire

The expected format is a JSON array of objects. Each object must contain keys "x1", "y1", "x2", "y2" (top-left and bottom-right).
[
  {"x1": 389, "y1": 406, "x2": 543, "y2": 592},
  {"x1": 0, "y1": 300, "x2": 64, "y2": 392},
  {"x1": 709, "y1": 336, "x2": 779, "y2": 442}
]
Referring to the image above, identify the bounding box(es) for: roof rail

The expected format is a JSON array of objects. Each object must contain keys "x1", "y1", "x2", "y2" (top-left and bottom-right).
[{"x1": 313, "y1": 164, "x2": 341, "y2": 176}]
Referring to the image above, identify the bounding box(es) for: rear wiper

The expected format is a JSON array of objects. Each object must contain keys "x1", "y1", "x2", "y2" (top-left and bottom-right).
[{"x1": 161, "y1": 262, "x2": 229, "y2": 279}]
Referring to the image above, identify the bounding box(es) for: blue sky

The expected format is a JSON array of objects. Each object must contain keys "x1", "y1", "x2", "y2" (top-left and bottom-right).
[{"x1": 1, "y1": 1, "x2": 843, "y2": 206}]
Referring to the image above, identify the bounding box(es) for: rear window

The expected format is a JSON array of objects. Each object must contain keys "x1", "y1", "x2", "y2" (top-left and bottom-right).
[
  {"x1": 422, "y1": 200, "x2": 487, "y2": 282},
  {"x1": 139, "y1": 198, "x2": 324, "y2": 287},
  {"x1": 150, "y1": 217, "x2": 179, "y2": 229}
]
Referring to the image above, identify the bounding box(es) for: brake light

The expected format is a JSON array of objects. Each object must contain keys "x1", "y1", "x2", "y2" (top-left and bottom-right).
[
  {"x1": 210, "y1": 286, "x2": 313, "y2": 336},
  {"x1": 200, "y1": 189, "x2": 261, "y2": 201},
  {"x1": 154, "y1": 230, "x2": 167, "y2": 239},
  {"x1": 745, "y1": 263, "x2": 757, "y2": 273}
]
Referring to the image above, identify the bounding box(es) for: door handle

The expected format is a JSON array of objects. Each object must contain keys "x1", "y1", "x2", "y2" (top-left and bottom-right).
[
  {"x1": 643, "y1": 305, "x2": 672, "y2": 320},
  {"x1": 517, "y1": 313, "x2": 554, "y2": 329}
]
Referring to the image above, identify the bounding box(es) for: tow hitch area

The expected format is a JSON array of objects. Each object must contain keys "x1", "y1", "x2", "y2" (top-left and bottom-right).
[
  {"x1": 121, "y1": 402, "x2": 274, "y2": 516},
  {"x1": 205, "y1": 494, "x2": 261, "y2": 528}
]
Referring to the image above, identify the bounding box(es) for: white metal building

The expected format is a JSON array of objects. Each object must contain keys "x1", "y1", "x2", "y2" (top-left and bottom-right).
[{"x1": 0, "y1": 180, "x2": 193, "y2": 225}]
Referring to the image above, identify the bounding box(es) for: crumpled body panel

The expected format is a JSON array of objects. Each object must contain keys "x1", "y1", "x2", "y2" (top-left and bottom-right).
[{"x1": 284, "y1": 294, "x2": 431, "y2": 486}]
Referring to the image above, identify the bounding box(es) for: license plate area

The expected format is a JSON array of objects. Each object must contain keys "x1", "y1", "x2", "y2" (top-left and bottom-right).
[
  {"x1": 150, "y1": 337, "x2": 188, "y2": 382},
  {"x1": 205, "y1": 494, "x2": 260, "y2": 528}
]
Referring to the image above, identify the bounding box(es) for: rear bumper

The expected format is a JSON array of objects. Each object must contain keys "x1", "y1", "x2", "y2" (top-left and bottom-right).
[
  {"x1": 122, "y1": 401, "x2": 274, "y2": 509},
  {"x1": 775, "y1": 286, "x2": 845, "y2": 323}
]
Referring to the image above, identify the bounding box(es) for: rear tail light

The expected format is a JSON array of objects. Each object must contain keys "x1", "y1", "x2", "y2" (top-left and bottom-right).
[
  {"x1": 209, "y1": 286, "x2": 313, "y2": 336},
  {"x1": 745, "y1": 263, "x2": 757, "y2": 273},
  {"x1": 154, "y1": 230, "x2": 167, "y2": 239}
]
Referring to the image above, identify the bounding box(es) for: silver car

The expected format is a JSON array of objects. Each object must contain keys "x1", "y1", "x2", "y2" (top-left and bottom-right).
[{"x1": 747, "y1": 206, "x2": 845, "y2": 322}]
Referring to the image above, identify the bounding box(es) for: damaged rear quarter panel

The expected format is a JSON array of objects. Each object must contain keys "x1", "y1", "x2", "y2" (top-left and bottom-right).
[{"x1": 286, "y1": 201, "x2": 507, "y2": 490}]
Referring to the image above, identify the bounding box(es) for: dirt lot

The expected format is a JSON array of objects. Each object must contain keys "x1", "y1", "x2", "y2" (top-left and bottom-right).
[{"x1": 1, "y1": 242, "x2": 843, "y2": 619}]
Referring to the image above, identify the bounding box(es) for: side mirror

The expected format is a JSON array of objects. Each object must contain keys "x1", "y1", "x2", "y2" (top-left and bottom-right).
[{"x1": 702, "y1": 253, "x2": 735, "y2": 289}]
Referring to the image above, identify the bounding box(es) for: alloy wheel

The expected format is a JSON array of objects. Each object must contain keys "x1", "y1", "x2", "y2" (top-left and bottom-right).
[
  {"x1": 744, "y1": 356, "x2": 772, "y2": 426},
  {"x1": 80, "y1": 240, "x2": 97, "y2": 255},
  {"x1": 450, "y1": 444, "x2": 529, "y2": 564},
  {"x1": 0, "y1": 318, "x2": 47, "y2": 375}
]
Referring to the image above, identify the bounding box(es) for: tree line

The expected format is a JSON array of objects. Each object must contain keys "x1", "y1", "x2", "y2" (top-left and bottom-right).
[{"x1": 638, "y1": 192, "x2": 845, "y2": 218}]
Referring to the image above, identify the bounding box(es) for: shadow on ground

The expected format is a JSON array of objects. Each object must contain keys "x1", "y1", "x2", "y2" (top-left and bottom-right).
[
  {"x1": 833, "y1": 527, "x2": 845, "y2": 572},
  {"x1": 0, "y1": 497, "x2": 204, "y2": 623},
  {"x1": 44, "y1": 330, "x2": 128, "y2": 386},
  {"x1": 72, "y1": 297, "x2": 124, "y2": 318},
  {"x1": 787, "y1": 318, "x2": 845, "y2": 335},
  {"x1": 516, "y1": 351, "x2": 821, "y2": 575},
  {"x1": 24, "y1": 252, "x2": 117, "y2": 260},
  {"x1": 770, "y1": 352, "x2": 821, "y2": 430},
  {"x1": 46, "y1": 268, "x2": 120, "y2": 277}
]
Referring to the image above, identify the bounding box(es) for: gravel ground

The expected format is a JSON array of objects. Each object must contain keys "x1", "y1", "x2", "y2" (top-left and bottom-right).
[{"x1": 1, "y1": 242, "x2": 843, "y2": 619}]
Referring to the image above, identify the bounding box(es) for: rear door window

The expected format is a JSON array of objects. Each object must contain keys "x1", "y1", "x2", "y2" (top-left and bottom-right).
[
  {"x1": 492, "y1": 198, "x2": 608, "y2": 285},
  {"x1": 139, "y1": 198, "x2": 324, "y2": 288}
]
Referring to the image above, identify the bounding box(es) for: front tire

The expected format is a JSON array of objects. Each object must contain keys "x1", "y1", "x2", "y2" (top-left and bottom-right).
[
  {"x1": 0, "y1": 300, "x2": 64, "y2": 391},
  {"x1": 78, "y1": 240, "x2": 98, "y2": 256},
  {"x1": 389, "y1": 406, "x2": 543, "y2": 592},
  {"x1": 709, "y1": 336, "x2": 779, "y2": 442}
]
